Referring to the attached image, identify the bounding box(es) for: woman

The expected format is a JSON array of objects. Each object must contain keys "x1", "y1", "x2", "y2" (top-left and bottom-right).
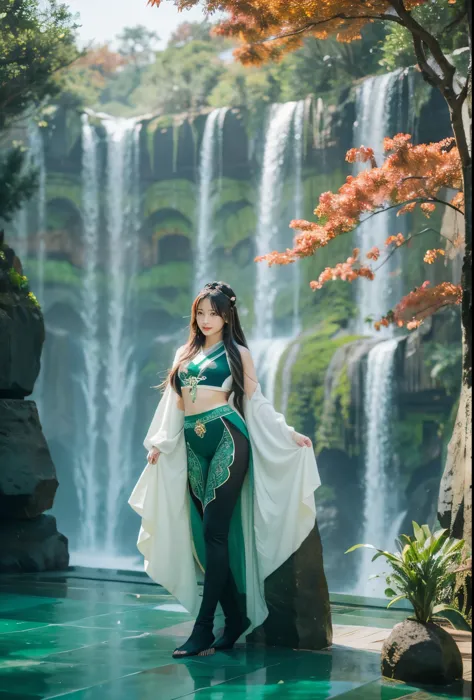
[{"x1": 129, "y1": 281, "x2": 321, "y2": 658}]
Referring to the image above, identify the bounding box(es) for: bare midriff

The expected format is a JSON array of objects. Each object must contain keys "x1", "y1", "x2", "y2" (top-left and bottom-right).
[{"x1": 179, "y1": 387, "x2": 231, "y2": 416}]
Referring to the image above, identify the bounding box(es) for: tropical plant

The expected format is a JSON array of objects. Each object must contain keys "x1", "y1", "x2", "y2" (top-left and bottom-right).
[{"x1": 346, "y1": 522, "x2": 471, "y2": 630}]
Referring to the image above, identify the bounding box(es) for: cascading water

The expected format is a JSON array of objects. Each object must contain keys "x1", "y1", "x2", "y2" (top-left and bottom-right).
[
  {"x1": 28, "y1": 122, "x2": 47, "y2": 306},
  {"x1": 253, "y1": 102, "x2": 299, "y2": 341},
  {"x1": 101, "y1": 116, "x2": 142, "y2": 561},
  {"x1": 251, "y1": 101, "x2": 306, "y2": 403},
  {"x1": 351, "y1": 72, "x2": 409, "y2": 596},
  {"x1": 13, "y1": 208, "x2": 28, "y2": 262},
  {"x1": 357, "y1": 337, "x2": 401, "y2": 595},
  {"x1": 195, "y1": 107, "x2": 229, "y2": 293},
  {"x1": 353, "y1": 71, "x2": 403, "y2": 337},
  {"x1": 291, "y1": 99, "x2": 305, "y2": 336},
  {"x1": 75, "y1": 114, "x2": 101, "y2": 553},
  {"x1": 26, "y1": 122, "x2": 47, "y2": 415}
]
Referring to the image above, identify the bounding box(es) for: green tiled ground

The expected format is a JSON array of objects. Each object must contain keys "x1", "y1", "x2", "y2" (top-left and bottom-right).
[{"x1": 0, "y1": 571, "x2": 470, "y2": 699}]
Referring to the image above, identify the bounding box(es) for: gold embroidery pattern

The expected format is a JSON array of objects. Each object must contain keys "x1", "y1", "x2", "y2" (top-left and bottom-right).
[
  {"x1": 194, "y1": 420, "x2": 206, "y2": 438},
  {"x1": 184, "y1": 405, "x2": 234, "y2": 430}
]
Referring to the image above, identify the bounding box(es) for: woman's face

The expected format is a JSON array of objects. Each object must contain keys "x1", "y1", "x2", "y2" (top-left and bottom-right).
[{"x1": 196, "y1": 296, "x2": 226, "y2": 339}]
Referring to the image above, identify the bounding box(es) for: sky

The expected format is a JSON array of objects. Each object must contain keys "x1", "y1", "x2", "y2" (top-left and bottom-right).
[{"x1": 64, "y1": 0, "x2": 216, "y2": 49}]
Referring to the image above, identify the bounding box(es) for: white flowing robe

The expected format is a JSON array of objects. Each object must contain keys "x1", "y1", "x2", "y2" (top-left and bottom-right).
[{"x1": 128, "y1": 348, "x2": 321, "y2": 635}]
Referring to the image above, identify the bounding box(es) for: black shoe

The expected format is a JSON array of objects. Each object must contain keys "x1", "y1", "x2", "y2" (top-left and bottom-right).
[
  {"x1": 172, "y1": 621, "x2": 215, "y2": 658},
  {"x1": 212, "y1": 617, "x2": 250, "y2": 651}
]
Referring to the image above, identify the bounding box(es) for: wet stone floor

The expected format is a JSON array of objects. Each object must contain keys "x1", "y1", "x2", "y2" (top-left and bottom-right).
[{"x1": 0, "y1": 569, "x2": 470, "y2": 699}]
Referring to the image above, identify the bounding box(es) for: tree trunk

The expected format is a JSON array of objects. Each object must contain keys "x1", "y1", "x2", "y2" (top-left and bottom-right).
[
  {"x1": 438, "y1": 354, "x2": 472, "y2": 550},
  {"x1": 438, "y1": 89, "x2": 472, "y2": 616}
]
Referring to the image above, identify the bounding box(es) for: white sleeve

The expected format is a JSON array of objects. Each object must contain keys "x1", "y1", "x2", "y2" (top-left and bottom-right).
[{"x1": 143, "y1": 348, "x2": 184, "y2": 453}]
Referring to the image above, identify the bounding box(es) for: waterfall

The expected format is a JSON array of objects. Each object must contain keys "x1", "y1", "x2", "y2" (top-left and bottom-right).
[
  {"x1": 28, "y1": 122, "x2": 47, "y2": 305},
  {"x1": 102, "y1": 116, "x2": 142, "y2": 558},
  {"x1": 280, "y1": 341, "x2": 302, "y2": 414},
  {"x1": 292, "y1": 100, "x2": 305, "y2": 336},
  {"x1": 357, "y1": 338, "x2": 400, "y2": 595},
  {"x1": 12, "y1": 208, "x2": 28, "y2": 263},
  {"x1": 353, "y1": 72, "x2": 402, "y2": 336},
  {"x1": 253, "y1": 101, "x2": 299, "y2": 340},
  {"x1": 25, "y1": 122, "x2": 47, "y2": 416},
  {"x1": 195, "y1": 107, "x2": 229, "y2": 293},
  {"x1": 75, "y1": 114, "x2": 101, "y2": 552}
]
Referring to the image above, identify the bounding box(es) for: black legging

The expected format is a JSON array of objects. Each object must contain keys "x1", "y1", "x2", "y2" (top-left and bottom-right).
[{"x1": 189, "y1": 418, "x2": 249, "y2": 628}]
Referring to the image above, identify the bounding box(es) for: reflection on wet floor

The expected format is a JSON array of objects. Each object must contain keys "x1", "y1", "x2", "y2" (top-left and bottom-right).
[{"x1": 0, "y1": 570, "x2": 470, "y2": 699}]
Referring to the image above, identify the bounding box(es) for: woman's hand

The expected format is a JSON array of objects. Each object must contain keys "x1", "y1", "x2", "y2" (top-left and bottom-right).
[
  {"x1": 292, "y1": 431, "x2": 312, "y2": 448},
  {"x1": 147, "y1": 447, "x2": 161, "y2": 465}
]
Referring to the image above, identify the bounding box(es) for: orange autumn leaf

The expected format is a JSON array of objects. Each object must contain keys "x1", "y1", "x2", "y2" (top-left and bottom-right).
[
  {"x1": 386, "y1": 233, "x2": 406, "y2": 247},
  {"x1": 424, "y1": 249, "x2": 446, "y2": 264},
  {"x1": 148, "y1": 1, "x2": 445, "y2": 65},
  {"x1": 366, "y1": 247, "x2": 381, "y2": 260}
]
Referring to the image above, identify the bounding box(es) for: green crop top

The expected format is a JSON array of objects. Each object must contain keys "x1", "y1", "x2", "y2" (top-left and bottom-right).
[{"x1": 176, "y1": 340, "x2": 233, "y2": 402}]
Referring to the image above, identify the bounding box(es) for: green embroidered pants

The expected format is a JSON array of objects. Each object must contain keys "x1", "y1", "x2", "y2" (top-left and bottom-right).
[{"x1": 184, "y1": 405, "x2": 249, "y2": 630}]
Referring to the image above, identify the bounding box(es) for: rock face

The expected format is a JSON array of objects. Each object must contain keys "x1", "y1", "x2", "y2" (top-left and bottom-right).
[
  {"x1": 247, "y1": 522, "x2": 333, "y2": 650},
  {"x1": 381, "y1": 619, "x2": 463, "y2": 685},
  {"x1": 0, "y1": 515, "x2": 69, "y2": 573},
  {"x1": 0, "y1": 240, "x2": 69, "y2": 573}
]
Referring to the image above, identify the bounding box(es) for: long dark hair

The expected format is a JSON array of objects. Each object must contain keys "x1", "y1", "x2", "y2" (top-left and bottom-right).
[{"x1": 156, "y1": 281, "x2": 249, "y2": 417}]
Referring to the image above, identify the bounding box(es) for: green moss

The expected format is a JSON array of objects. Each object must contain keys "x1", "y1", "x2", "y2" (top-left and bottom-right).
[
  {"x1": 8, "y1": 268, "x2": 29, "y2": 291},
  {"x1": 172, "y1": 122, "x2": 181, "y2": 174},
  {"x1": 214, "y1": 205, "x2": 256, "y2": 250},
  {"x1": 393, "y1": 411, "x2": 447, "y2": 483},
  {"x1": 46, "y1": 174, "x2": 82, "y2": 210},
  {"x1": 24, "y1": 259, "x2": 82, "y2": 287},
  {"x1": 133, "y1": 262, "x2": 192, "y2": 292},
  {"x1": 315, "y1": 483, "x2": 336, "y2": 504},
  {"x1": 143, "y1": 180, "x2": 196, "y2": 223},
  {"x1": 284, "y1": 322, "x2": 361, "y2": 453},
  {"x1": 316, "y1": 341, "x2": 362, "y2": 456},
  {"x1": 213, "y1": 178, "x2": 256, "y2": 215}
]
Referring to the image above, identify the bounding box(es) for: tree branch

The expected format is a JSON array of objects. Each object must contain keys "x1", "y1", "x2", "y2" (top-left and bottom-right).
[
  {"x1": 247, "y1": 13, "x2": 404, "y2": 46},
  {"x1": 371, "y1": 227, "x2": 449, "y2": 274},
  {"x1": 389, "y1": 0, "x2": 457, "y2": 95}
]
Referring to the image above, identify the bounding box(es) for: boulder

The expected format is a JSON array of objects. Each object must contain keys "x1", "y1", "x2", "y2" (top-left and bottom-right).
[
  {"x1": 0, "y1": 398, "x2": 58, "y2": 518},
  {"x1": 381, "y1": 619, "x2": 463, "y2": 685},
  {"x1": 247, "y1": 522, "x2": 333, "y2": 650},
  {"x1": 0, "y1": 294, "x2": 44, "y2": 398},
  {"x1": 0, "y1": 514, "x2": 69, "y2": 573}
]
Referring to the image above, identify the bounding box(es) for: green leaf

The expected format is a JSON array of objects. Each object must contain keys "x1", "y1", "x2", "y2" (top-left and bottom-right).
[
  {"x1": 344, "y1": 544, "x2": 377, "y2": 554},
  {"x1": 433, "y1": 605, "x2": 472, "y2": 631},
  {"x1": 385, "y1": 588, "x2": 398, "y2": 597},
  {"x1": 387, "y1": 595, "x2": 407, "y2": 608}
]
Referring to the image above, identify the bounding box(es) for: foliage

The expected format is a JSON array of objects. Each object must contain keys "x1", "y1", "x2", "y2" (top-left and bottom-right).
[
  {"x1": 117, "y1": 25, "x2": 160, "y2": 67},
  {"x1": 167, "y1": 20, "x2": 214, "y2": 47},
  {"x1": 0, "y1": 144, "x2": 38, "y2": 222},
  {"x1": 425, "y1": 342, "x2": 463, "y2": 395},
  {"x1": 346, "y1": 522, "x2": 471, "y2": 630},
  {"x1": 149, "y1": 0, "x2": 468, "y2": 67},
  {"x1": 57, "y1": 12, "x2": 387, "y2": 117},
  {"x1": 380, "y1": 0, "x2": 469, "y2": 71},
  {"x1": 0, "y1": 238, "x2": 40, "y2": 308},
  {"x1": 132, "y1": 40, "x2": 226, "y2": 114},
  {"x1": 58, "y1": 45, "x2": 127, "y2": 108},
  {"x1": 0, "y1": 0, "x2": 78, "y2": 129},
  {"x1": 0, "y1": 0, "x2": 77, "y2": 220},
  {"x1": 257, "y1": 134, "x2": 464, "y2": 332}
]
